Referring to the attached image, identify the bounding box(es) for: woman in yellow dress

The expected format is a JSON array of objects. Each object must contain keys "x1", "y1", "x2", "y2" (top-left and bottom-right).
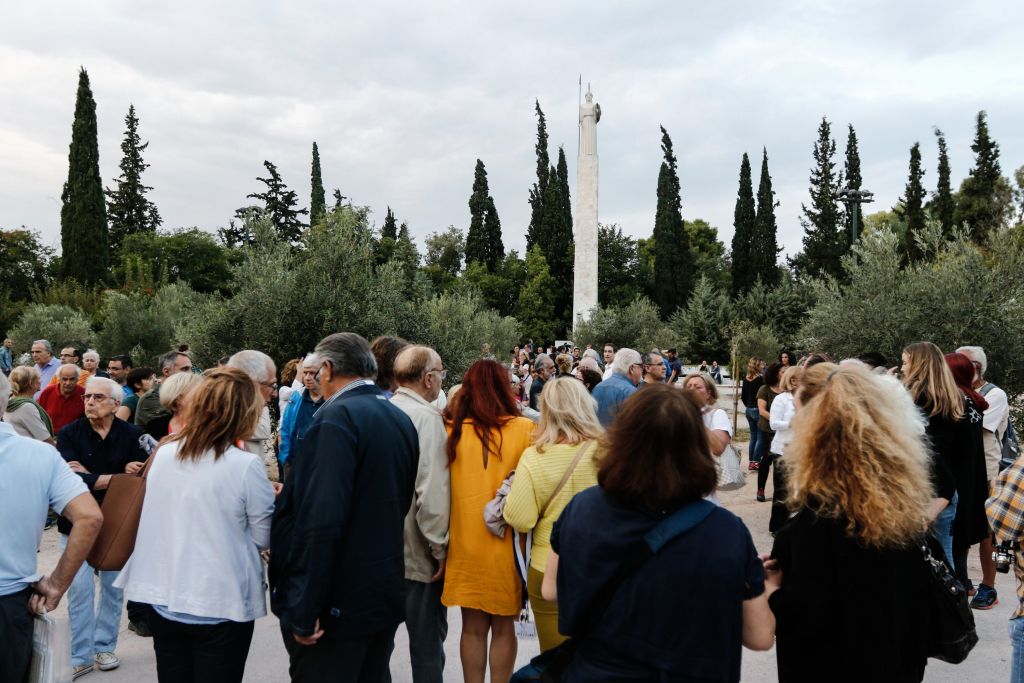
[{"x1": 442, "y1": 360, "x2": 535, "y2": 683}]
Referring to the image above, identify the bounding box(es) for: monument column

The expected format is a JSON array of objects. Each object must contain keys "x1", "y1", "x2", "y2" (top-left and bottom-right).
[{"x1": 573, "y1": 86, "x2": 600, "y2": 329}]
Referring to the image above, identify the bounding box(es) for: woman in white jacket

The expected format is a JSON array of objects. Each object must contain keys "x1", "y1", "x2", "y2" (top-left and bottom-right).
[
  {"x1": 768, "y1": 366, "x2": 802, "y2": 533},
  {"x1": 116, "y1": 367, "x2": 276, "y2": 683}
]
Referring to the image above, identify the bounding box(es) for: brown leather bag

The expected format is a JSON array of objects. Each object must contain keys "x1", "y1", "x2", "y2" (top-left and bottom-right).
[{"x1": 87, "y1": 457, "x2": 153, "y2": 571}]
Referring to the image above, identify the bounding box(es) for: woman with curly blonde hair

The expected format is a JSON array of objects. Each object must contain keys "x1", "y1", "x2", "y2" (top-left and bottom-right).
[{"x1": 766, "y1": 363, "x2": 934, "y2": 682}]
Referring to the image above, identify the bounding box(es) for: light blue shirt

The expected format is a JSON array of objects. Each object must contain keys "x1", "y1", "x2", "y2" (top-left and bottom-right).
[
  {"x1": 0, "y1": 345, "x2": 12, "y2": 372},
  {"x1": 0, "y1": 422, "x2": 87, "y2": 596},
  {"x1": 34, "y1": 357, "x2": 61, "y2": 400},
  {"x1": 591, "y1": 371, "x2": 638, "y2": 427}
]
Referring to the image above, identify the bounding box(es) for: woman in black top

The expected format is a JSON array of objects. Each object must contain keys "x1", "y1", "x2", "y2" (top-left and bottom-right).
[
  {"x1": 767, "y1": 363, "x2": 935, "y2": 682},
  {"x1": 755, "y1": 363, "x2": 783, "y2": 501},
  {"x1": 741, "y1": 358, "x2": 765, "y2": 471},
  {"x1": 544, "y1": 386, "x2": 777, "y2": 682},
  {"x1": 902, "y1": 342, "x2": 969, "y2": 570}
]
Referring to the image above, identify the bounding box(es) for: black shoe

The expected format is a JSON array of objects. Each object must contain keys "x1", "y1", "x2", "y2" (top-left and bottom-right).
[
  {"x1": 756, "y1": 489, "x2": 766, "y2": 503},
  {"x1": 128, "y1": 620, "x2": 153, "y2": 637}
]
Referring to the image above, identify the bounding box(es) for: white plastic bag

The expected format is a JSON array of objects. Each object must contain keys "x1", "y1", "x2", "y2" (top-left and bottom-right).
[
  {"x1": 515, "y1": 604, "x2": 538, "y2": 639},
  {"x1": 716, "y1": 444, "x2": 746, "y2": 491},
  {"x1": 27, "y1": 610, "x2": 72, "y2": 683}
]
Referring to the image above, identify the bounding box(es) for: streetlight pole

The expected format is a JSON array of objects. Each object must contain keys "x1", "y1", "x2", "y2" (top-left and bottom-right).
[{"x1": 837, "y1": 187, "x2": 874, "y2": 244}]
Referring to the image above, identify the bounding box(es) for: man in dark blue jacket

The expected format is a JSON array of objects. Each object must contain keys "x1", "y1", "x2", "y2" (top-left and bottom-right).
[{"x1": 270, "y1": 332, "x2": 418, "y2": 682}]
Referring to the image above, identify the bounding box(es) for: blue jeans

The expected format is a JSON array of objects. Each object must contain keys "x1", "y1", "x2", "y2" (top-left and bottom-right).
[
  {"x1": 745, "y1": 407, "x2": 762, "y2": 462},
  {"x1": 1010, "y1": 617, "x2": 1024, "y2": 683},
  {"x1": 931, "y1": 492, "x2": 958, "y2": 571},
  {"x1": 60, "y1": 534, "x2": 124, "y2": 666}
]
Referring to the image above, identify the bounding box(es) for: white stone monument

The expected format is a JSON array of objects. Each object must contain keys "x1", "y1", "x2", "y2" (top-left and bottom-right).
[{"x1": 572, "y1": 85, "x2": 600, "y2": 329}]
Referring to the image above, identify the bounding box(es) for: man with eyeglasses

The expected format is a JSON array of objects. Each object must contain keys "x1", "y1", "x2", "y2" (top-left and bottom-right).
[
  {"x1": 47, "y1": 347, "x2": 92, "y2": 388},
  {"x1": 279, "y1": 354, "x2": 325, "y2": 480},
  {"x1": 640, "y1": 351, "x2": 666, "y2": 386},
  {"x1": 227, "y1": 349, "x2": 277, "y2": 457},
  {"x1": 390, "y1": 346, "x2": 451, "y2": 682},
  {"x1": 529, "y1": 354, "x2": 556, "y2": 411},
  {"x1": 134, "y1": 350, "x2": 193, "y2": 429},
  {"x1": 57, "y1": 377, "x2": 148, "y2": 678},
  {"x1": 591, "y1": 348, "x2": 642, "y2": 427},
  {"x1": 38, "y1": 364, "x2": 86, "y2": 435}
]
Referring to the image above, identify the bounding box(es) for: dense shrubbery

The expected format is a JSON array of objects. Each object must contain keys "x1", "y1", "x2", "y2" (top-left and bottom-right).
[{"x1": 9, "y1": 304, "x2": 96, "y2": 353}]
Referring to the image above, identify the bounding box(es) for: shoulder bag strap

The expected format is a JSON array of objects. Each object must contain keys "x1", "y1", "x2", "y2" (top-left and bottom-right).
[
  {"x1": 540, "y1": 441, "x2": 593, "y2": 519},
  {"x1": 581, "y1": 499, "x2": 716, "y2": 629}
]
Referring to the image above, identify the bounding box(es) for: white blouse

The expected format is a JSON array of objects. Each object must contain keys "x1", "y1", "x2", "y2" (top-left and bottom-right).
[
  {"x1": 115, "y1": 441, "x2": 276, "y2": 622},
  {"x1": 769, "y1": 391, "x2": 797, "y2": 456}
]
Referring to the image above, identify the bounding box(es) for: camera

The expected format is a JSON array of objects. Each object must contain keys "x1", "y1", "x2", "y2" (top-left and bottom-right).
[{"x1": 995, "y1": 541, "x2": 1019, "y2": 574}]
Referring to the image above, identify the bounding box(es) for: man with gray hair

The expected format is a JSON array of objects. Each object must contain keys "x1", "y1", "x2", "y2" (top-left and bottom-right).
[
  {"x1": 279, "y1": 354, "x2": 324, "y2": 479},
  {"x1": 591, "y1": 347, "x2": 642, "y2": 426},
  {"x1": 135, "y1": 350, "x2": 192, "y2": 428},
  {"x1": 0, "y1": 371, "x2": 104, "y2": 683},
  {"x1": 957, "y1": 345, "x2": 1010, "y2": 610},
  {"x1": 57, "y1": 376, "x2": 148, "y2": 677},
  {"x1": 31, "y1": 339, "x2": 61, "y2": 399},
  {"x1": 390, "y1": 345, "x2": 450, "y2": 682},
  {"x1": 270, "y1": 332, "x2": 418, "y2": 682},
  {"x1": 227, "y1": 350, "x2": 277, "y2": 456},
  {"x1": 529, "y1": 353, "x2": 556, "y2": 411},
  {"x1": 1, "y1": 337, "x2": 12, "y2": 376},
  {"x1": 38, "y1": 363, "x2": 85, "y2": 435}
]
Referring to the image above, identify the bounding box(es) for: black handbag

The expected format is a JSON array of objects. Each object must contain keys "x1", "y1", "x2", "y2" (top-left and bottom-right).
[
  {"x1": 922, "y1": 537, "x2": 978, "y2": 663},
  {"x1": 511, "y1": 499, "x2": 717, "y2": 682}
]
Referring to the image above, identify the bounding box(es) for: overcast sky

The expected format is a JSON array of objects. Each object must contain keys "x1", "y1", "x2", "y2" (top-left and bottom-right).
[{"x1": 3, "y1": 1, "x2": 1023, "y2": 262}]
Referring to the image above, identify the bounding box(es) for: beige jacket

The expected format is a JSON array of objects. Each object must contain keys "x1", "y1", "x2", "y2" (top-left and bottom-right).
[{"x1": 391, "y1": 387, "x2": 451, "y2": 583}]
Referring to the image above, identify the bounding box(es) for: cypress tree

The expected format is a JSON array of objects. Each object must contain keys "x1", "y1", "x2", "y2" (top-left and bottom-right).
[
  {"x1": 538, "y1": 163, "x2": 573, "y2": 328},
  {"x1": 526, "y1": 100, "x2": 549, "y2": 250},
  {"x1": 901, "y1": 142, "x2": 927, "y2": 262},
  {"x1": 60, "y1": 67, "x2": 109, "y2": 284},
  {"x1": 842, "y1": 125, "x2": 862, "y2": 251},
  {"x1": 556, "y1": 146, "x2": 573, "y2": 235},
  {"x1": 465, "y1": 160, "x2": 503, "y2": 271},
  {"x1": 730, "y1": 152, "x2": 756, "y2": 296},
  {"x1": 652, "y1": 126, "x2": 692, "y2": 316},
  {"x1": 381, "y1": 206, "x2": 398, "y2": 241},
  {"x1": 751, "y1": 147, "x2": 780, "y2": 287},
  {"x1": 954, "y1": 111, "x2": 1004, "y2": 240},
  {"x1": 794, "y1": 117, "x2": 843, "y2": 279},
  {"x1": 106, "y1": 104, "x2": 161, "y2": 261},
  {"x1": 310, "y1": 142, "x2": 326, "y2": 225},
  {"x1": 242, "y1": 160, "x2": 308, "y2": 245},
  {"x1": 930, "y1": 128, "x2": 955, "y2": 238}
]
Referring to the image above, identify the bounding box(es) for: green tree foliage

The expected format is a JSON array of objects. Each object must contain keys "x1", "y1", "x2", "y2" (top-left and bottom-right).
[
  {"x1": 556, "y1": 147, "x2": 573, "y2": 237},
  {"x1": 381, "y1": 206, "x2": 398, "y2": 241},
  {"x1": 597, "y1": 224, "x2": 642, "y2": 307},
  {"x1": 515, "y1": 246, "x2": 558, "y2": 343},
  {"x1": 900, "y1": 142, "x2": 927, "y2": 262},
  {"x1": 652, "y1": 126, "x2": 692, "y2": 316},
  {"x1": 105, "y1": 105, "x2": 161, "y2": 260},
  {"x1": 9, "y1": 304, "x2": 95, "y2": 353},
  {"x1": 423, "y1": 226, "x2": 466, "y2": 292},
  {"x1": 310, "y1": 142, "x2": 326, "y2": 226},
  {"x1": 955, "y1": 111, "x2": 1011, "y2": 241},
  {"x1": 792, "y1": 117, "x2": 844, "y2": 279},
  {"x1": 1, "y1": 228, "x2": 53, "y2": 302},
  {"x1": 392, "y1": 222, "x2": 421, "y2": 285},
  {"x1": 526, "y1": 100, "x2": 550, "y2": 250},
  {"x1": 930, "y1": 128, "x2": 955, "y2": 238},
  {"x1": 842, "y1": 124, "x2": 862, "y2": 247},
  {"x1": 572, "y1": 296, "x2": 672, "y2": 353},
  {"x1": 799, "y1": 225, "x2": 1024, "y2": 395},
  {"x1": 687, "y1": 219, "x2": 729, "y2": 291},
  {"x1": 117, "y1": 228, "x2": 234, "y2": 294},
  {"x1": 731, "y1": 324, "x2": 782, "y2": 373},
  {"x1": 751, "y1": 148, "x2": 781, "y2": 287},
  {"x1": 96, "y1": 283, "x2": 203, "y2": 365},
  {"x1": 730, "y1": 152, "x2": 756, "y2": 296},
  {"x1": 669, "y1": 276, "x2": 731, "y2": 362},
  {"x1": 60, "y1": 68, "x2": 109, "y2": 284},
  {"x1": 732, "y1": 277, "x2": 815, "y2": 345},
  {"x1": 465, "y1": 160, "x2": 504, "y2": 271},
  {"x1": 536, "y1": 162, "x2": 574, "y2": 329},
  {"x1": 459, "y1": 251, "x2": 525, "y2": 318},
  {"x1": 241, "y1": 161, "x2": 308, "y2": 245}
]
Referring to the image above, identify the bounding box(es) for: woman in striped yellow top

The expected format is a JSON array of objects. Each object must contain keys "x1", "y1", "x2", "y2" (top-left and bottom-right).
[{"x1": 503, "y1": 376, "x2": 602, "y2": 651}]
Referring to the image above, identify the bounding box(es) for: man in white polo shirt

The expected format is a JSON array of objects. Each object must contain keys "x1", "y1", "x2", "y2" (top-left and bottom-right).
[{"x1": 0, "y1": 371, "x2": 103, "y2": 682}]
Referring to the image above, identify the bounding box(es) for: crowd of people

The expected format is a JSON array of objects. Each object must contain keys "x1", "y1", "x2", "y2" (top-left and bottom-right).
[{"x1": 1, "y1": 331, "x2": 1023, "y2": 683}]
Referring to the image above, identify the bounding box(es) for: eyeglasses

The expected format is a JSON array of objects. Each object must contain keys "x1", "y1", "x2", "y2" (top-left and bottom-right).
[
  {"x1": 260, "y1": 380, "x2": 279, "y2": 390},
  {"x1": 82, "y1": 394, "x2": 112, "y2": 402},
  {"x1": 59, "y1": 353, "x2": 77, "y2": 359},
  {"x1": 428, "y1": 368, "x2": 448, "y2": 380}
]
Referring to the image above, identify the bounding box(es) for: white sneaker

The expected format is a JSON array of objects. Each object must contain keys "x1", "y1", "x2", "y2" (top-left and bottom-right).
[
  {"x1": 94, "y1": 652, "x2": 120, "y2": 671},
  {"x1": 72, "y1": 663, "x2": 93, "y2": 680}
]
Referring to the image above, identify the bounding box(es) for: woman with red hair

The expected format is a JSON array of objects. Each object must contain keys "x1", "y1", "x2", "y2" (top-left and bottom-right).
[
  {"x1": 945, "y1": 352, "x2": 991, "y2": 594},
  {"x1": 441, "y1": 360, "x2": 535, "y2": 683}
]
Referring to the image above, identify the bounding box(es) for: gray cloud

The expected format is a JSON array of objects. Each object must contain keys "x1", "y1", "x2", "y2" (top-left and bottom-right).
[{"x1": 3, "y1": 0, "x2": 1023, "y2": 265}]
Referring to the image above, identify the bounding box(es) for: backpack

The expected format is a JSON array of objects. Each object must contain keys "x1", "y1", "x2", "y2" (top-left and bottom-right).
[{"x1": 980, "y1": 383, "x2": 1021, "y2": 471}]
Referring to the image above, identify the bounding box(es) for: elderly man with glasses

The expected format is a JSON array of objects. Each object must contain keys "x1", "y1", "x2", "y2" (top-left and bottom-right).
[
  {"x1": 227, "y1": 349, "x2": 278, "y2": 457},
  {"x1": 56, "y1": 377, "x2": 149, "y2": 678},
  {"x1": 591, "y1": 348, "x2": 642, "y2": 427}
]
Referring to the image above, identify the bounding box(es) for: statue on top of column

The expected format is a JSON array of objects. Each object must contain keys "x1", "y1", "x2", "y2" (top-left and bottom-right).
[{"x1": 579, "y1": 85, "x2": 600, "y2": 156}]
